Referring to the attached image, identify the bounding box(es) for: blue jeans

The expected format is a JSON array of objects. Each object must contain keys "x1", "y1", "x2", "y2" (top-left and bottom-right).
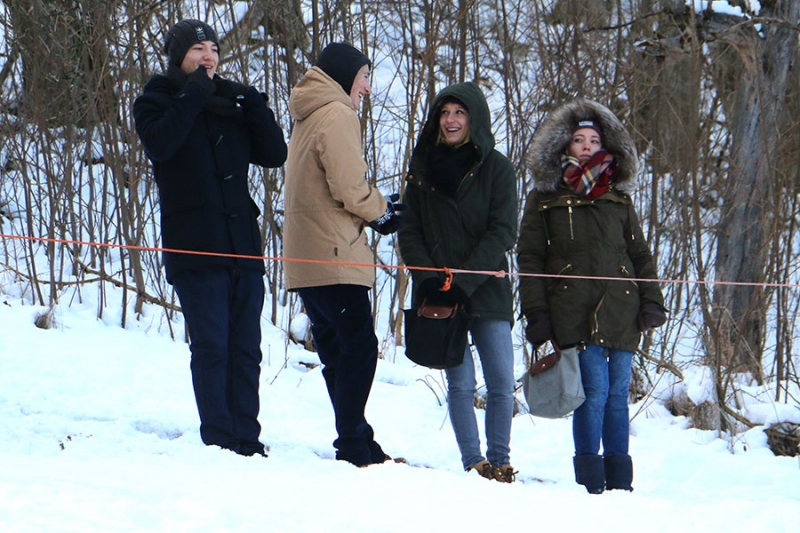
[
  {"x1": 172, "y1": 267, "x2": 265, "y2": 453},
  {"x1": 445, "y1": 318, "x2": 515, "y2": 469},
  {"x1": 572, "y1": 343, "x2": 633, "y2": 457}
]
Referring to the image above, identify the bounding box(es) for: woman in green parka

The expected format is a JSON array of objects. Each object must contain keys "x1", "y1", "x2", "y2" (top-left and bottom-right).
[
  {"x1": 398, "y1": 82, "x2": 518, "y2": 482},
  {"x1": 518, "y1": 99, "x2": 667, "y2": 494}
]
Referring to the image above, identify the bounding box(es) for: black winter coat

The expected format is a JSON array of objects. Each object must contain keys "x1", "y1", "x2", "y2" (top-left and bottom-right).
[
  {"x1": 134, "y1": 74, "x2": 287, "y2": 283},
  {"x1": 398, "y1": 82, "x2": 517, "y2": 323}
]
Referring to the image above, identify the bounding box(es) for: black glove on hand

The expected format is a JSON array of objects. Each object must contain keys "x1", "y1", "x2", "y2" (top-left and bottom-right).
[
  {"x1": 637, "y1": 300, "x2": 667, "y2": 332},
  {"x1": 416, "y1": 277, "x2": 444, "y2": 300},
  {"x1": 525, "y1": 309, "x2": 553, "y2": 348},
  {"x1": 386, "y1": 193, "x2": 407, "y2": 213},
  {"x1": 186, "y1": 67, "x2": 216, "y2": 95},
  {"x1": 369, "y1": 193, "x2": 406, "y2": 235},
  {"x1": 436, "y1": 284, "x2": 468, "y2": 307},
  {"x1": 214, "y1": 78, "x2": 248, "y2": 100}
]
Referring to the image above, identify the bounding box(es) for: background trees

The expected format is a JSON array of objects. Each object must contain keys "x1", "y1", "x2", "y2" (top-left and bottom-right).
[{"x1": 0, "y1": 0, "x2": 797, "y2": 440}]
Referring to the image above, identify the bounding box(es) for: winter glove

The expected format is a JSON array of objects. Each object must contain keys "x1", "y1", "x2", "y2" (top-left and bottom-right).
[
  {"x1": 368, "y1": 193, "x2": 407, "y2": 235},
  {"x1": 214, "y1": 78, "x2": 248, "y2": 100},
  {"x1": 525, "y1": 309, "x2": 553, "y2": 348},
  {"x1": 435, "y1": 284, "x2": 468, "y2": 307},
  {"x1": 416, "y1": 277, "x2": 444, "y2": 300},
  {"x1": 186, "y1": 66, "x2": 216, "y2": 95},
  {"x1": 637, "y1": 300, "x2": 667, "y2": 332},
  {"x1": 240, "y1": 87, "x2": 268, "y2": 109}
]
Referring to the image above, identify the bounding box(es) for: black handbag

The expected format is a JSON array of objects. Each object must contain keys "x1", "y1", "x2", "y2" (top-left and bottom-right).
[{"x1": 403, "y1": 299, "x2": 471, "y2": 369}]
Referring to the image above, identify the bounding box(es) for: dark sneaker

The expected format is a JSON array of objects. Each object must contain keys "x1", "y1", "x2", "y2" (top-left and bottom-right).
[{"x1": 239, "y1": 442, "x2": 269, "y2": 457}]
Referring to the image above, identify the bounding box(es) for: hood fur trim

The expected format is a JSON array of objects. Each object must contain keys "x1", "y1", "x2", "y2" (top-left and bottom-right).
[{"x1": 527, "y1": 99, "x2": 637, "y2": 193}]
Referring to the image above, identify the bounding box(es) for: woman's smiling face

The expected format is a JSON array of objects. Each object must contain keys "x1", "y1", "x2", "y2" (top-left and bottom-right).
[{"x1": 439, "y1": 102, "x2": 470, "y2": 145}]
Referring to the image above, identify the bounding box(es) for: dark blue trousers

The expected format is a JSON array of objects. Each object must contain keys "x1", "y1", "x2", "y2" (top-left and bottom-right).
[
  {"x1": 172, "y1": 267, "x2": 264, "y2": 454},
  {"x1": 297, "y1": 284, "x2": 385, "y2": 466}
]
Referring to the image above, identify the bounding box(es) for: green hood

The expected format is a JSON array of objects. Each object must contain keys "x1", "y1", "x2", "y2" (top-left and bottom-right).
[{"x1": 410, "y1": 82, "x2": 495, "y2": 172}]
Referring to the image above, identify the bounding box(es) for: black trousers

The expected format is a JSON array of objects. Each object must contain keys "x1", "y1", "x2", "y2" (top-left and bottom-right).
[
  {"x1": 297, "y1": 284, "x2": 385, "y2": 466},
  {"x1": 173, "y1": 267, "x2": 264, "y2": 454}
]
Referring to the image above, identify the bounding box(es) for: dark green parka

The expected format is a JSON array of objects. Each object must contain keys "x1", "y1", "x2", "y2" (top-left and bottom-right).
[
  {"x1": 398, "y1": 82, "x2": 517, "y2": 323},
  {"x1": 517, "y1": 99, "x2": 664, "y2": 351}
]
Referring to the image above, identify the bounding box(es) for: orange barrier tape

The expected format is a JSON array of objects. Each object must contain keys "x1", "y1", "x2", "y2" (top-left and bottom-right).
[
  {"x1": 441, "y1": 267, "x2": 453, "y2": 291},
  {"x1": 2, "y1": 232, "x2": 800, "y2": 289}
]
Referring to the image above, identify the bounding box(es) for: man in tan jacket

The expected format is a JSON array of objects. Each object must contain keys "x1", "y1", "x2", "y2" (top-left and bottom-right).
[{"x1": 283, "y1": 42, "x2": 403, "y2": 467}]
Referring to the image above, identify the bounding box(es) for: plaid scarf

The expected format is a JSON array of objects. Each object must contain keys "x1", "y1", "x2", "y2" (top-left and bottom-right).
[{"x1": 561, "y1": 150, "x2": 617, "y2": 199}]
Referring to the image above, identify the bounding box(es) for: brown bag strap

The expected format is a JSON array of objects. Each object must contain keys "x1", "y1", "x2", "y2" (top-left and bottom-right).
[{"x1": 528, "y1": 342, "x2": 562, "y2": 375}]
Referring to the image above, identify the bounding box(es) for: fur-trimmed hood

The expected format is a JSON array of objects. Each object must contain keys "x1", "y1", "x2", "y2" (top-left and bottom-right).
[{"x1": 527, "y1": 99, "x2": 638, "y2": 193}]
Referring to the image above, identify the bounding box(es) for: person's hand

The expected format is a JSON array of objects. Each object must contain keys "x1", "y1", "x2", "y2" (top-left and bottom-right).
[
  {"x1": 637, "y1": 300, "x2": 667, "y2": 332},
  {"x1": 386, "y1": 193, "x2": 407, "y2": 214},
  {"x1": 525, "y1": 309, "x2": 553, "y2": 348},
  {"x1": 186, "y1": 66, "x2": 216, "y2": 95},
  {"x1": 416, "y1": 277, "x2": 444, "y2": 299},
  {"x1": 214, "y1": 78, "x2": 248, "y2": 100},
  {"x1": 436, "y1": 284, "x2": 468, "y2": 306},
  {"x1": 368, "y1": 193, "x2": 406, "y2": 235}
]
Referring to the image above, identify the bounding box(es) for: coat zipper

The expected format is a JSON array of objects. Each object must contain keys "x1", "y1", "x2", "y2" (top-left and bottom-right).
[{"x1": 568, "y1": 205, "x2": 574, "y2": 240}]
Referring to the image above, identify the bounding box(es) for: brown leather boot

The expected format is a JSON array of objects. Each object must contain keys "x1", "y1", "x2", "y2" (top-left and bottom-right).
[
  {"x1": 492, "y1": 464, "x2": 518, "y2": 483},
  {"x1": 468, "y1": 459, "x2": 494, "y2": 480}
]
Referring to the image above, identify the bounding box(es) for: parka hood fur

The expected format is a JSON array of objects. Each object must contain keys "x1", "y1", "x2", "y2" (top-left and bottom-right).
[{"x1": 527, "y1": 99, "x2": 638, "y2": 193}]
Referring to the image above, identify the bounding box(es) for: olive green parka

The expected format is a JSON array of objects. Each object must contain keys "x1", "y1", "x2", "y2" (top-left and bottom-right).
[
  {"x1": 398, "y1": 82, "x2": 517, "y2": 323},
  {"x1": 517, "y1": 99, "x2": 665, "y2": 351}
]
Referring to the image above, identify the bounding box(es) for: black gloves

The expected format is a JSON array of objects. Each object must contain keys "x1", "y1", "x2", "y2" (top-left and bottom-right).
[
  {"x1": 435, "y1": 285, "x2": 468, "y2": 306},
  {"x1": 369, "y1": 193, "x2": 407, "y2": 235},
  {"x1": 417, "y1": 277, "x2": 444, "y2": 299},
  {"x1": 525, "y1": 309, "x2": 553, "y2": 348},
  {"x1": 214, "y1": 78, "x2": 248, "y2": 100},
  {"x1": 186, "y1": 67, "x2": 216, "y2": 95},
  {"x1": 416, "y1": 277, "x2": 468, "y2": 306},
  {"x1": 637, "y1": 300, "x2": 667, "y2": 332}
]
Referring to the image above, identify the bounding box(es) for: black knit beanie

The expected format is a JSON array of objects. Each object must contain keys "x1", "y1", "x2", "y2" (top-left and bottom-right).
[
  {"x1": 163, "y1": 19, "x2": 220, "y2": 68},
  {"x1": 316, "y1": 42, "x2": 371, "y2": 95}
]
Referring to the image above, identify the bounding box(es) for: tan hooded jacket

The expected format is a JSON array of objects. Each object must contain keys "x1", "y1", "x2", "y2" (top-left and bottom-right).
[{"x1": 283, "y1": 66, "x2": 387, "y2": 289}]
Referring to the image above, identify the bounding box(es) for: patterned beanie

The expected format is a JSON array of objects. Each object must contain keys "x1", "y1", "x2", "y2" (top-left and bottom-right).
[
  {"x1": 573, "y1": 119, "x2": 603, "y2": 140},
  {"x1": 163, "y1": 19, "x2": 220, "y2": 68}
]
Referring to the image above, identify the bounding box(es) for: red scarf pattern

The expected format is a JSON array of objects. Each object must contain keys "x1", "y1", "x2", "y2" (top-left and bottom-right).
[{"x1": 561, "y1": 150, "x2": 617, "y2": 199}]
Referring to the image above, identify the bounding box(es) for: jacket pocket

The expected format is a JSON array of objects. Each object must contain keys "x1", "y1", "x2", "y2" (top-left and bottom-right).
[
  {"x1": 161, "y1": 206, "x2": 211, "y2": 252},
  {"x1": 592, "y1": 274, "x2": 640, "y2": 343},
  {"x1": 545, "y1": 261, "x2": 573, "y2": 293}
]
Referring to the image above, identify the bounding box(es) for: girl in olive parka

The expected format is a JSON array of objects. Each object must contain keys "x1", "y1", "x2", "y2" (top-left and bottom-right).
[
  {"x1": 398, "y1": 82, "x2": 517, "y2": 482},
  {"x1": 517, "y1": 99, "x2": 666, "y2": 494}
]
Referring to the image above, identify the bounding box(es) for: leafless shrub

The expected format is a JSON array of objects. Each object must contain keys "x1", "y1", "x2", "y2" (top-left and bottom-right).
[
  {"x1": 765, "y1": 422, "x2": 800, "y2": 457},
  {"x1": 0, "y1": 1, "x2": 796, "y2": 437}
]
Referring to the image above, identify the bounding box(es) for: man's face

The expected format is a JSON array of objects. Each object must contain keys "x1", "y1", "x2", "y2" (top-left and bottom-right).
[
  {"x1": 350, "y1": 64, "x2": 372, "y2": 109},
  {"x1": 180, "y1": 41, "x2": 219, "y2": 78}
]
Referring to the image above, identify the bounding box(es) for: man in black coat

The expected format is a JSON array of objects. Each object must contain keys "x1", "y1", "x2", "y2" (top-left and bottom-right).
[{"x1": 133, "y1": 19, "x2": 287, "y2": 456}]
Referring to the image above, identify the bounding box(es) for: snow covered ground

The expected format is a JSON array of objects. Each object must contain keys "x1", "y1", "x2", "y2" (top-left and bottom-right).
[{"x1": 0, "y1": 289, "x2": 797, "y2": 533}]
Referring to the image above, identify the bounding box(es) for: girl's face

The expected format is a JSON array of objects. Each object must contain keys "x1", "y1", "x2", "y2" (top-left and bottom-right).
[
  {"x1": 180, "y1": 41, "x2": 219, "y2": 77},
  {"x1": 350, "y1": 64, "x2": 372, "y2": 109},
  {"x1": 568, "y1": 127, "x2": 603, "y2": 161},
  {"x1": 439, "y1": 102, "x2": 470, "y2": 145}
]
